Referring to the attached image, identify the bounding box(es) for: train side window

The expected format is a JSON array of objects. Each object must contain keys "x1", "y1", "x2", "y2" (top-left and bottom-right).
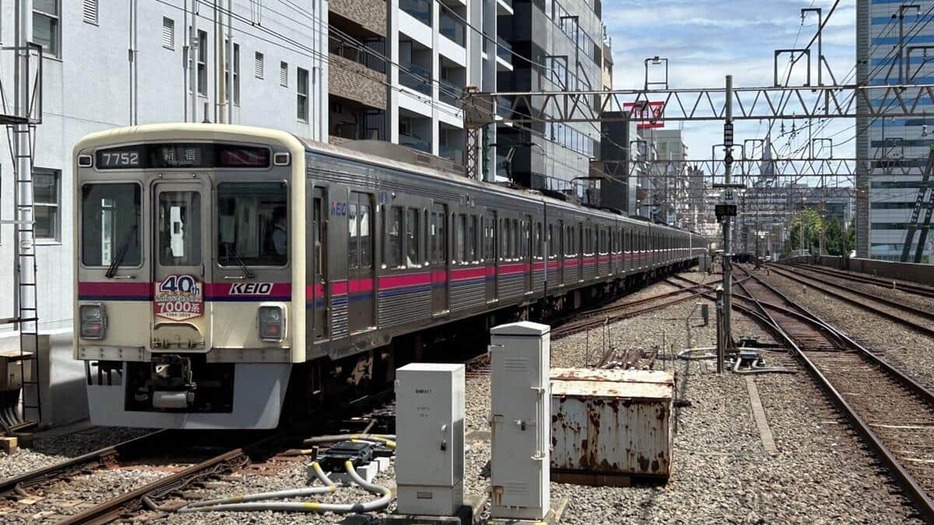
[
  {"x1": 406, "y1": 208, "x2": 419, "y2": 268},
  {"x1": 512, "y1": 219, "x2": 522, "y2": 260},
  {"x1": 387, "y1": 206, "x2": 403, "y2": 268},
  {"x1": 313, "y1": 193, "x2": 325, "y2": 277},
  {"x1": 348, "y1": 201, "x2": 358, "y2": 268},
  {"x1": 547, "y1": 223, "x2": 556, "y2": 258},
  {"x1": 359, "y1": 196, "x2": 372, "y2": 268},
  {"x1": 485, "y1": 212, "x2": 497, "y2": 262},
  {"x1": 455, "y1": 213, "x2": 466, "y2": 263},
  {"x1": 467, "y1": 215, "x2": 477, "y2": 263},
  {"x1": 523, "y1": 216, "x2": 532, "y2": 259},
  {"x1": 500, "y1": 219, "x2": 507, "y2": 261},
  {"x1": 430, "y1": 203, "x2": 447, "y2": 265},
  {"x1": 534, "y1": 222, "x2": 542, "y2": 258}
]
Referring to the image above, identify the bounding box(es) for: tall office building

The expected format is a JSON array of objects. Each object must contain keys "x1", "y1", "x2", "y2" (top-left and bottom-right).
[
  {"x1": 856, "y1": 0, "x2": 934, "y2": 262},
  {"x1": 496, "y1": 0, "x2": 605, "y2": 193}
]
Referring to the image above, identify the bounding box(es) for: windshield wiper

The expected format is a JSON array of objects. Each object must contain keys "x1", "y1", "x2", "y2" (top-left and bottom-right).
[
  {"x1": 105, "y1": 225, "x2": 138, "y2": 279},
  {"x1": 224, "y1": 245, "x2": 255, "y2": 279}
]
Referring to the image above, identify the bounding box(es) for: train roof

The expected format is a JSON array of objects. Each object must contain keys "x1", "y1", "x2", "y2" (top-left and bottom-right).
[
  {"x1": 300, "y1": 137, "x2": 699, "y2": 234},
  {"x1": 73, "y1": 123, "x2": 701, "y2": 236}
]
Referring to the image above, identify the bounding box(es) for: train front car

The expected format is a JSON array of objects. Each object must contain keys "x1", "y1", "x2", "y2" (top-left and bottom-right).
[{"x1": 73, "y1": 124, "x2": 306, "y2": 429}]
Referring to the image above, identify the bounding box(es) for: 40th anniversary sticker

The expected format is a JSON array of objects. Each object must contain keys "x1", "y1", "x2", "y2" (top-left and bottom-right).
[{"x1": 154, "y1": 274, "x2": 204, "y2": 321}]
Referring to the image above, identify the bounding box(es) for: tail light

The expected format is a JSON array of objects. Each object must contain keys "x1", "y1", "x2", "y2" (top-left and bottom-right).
[
  {"x1": 258, "y1": 305, "x2": 285, "y2": 342},
  {"x1": 80, "y1": 304, "x2": 107, "y2": 340}
]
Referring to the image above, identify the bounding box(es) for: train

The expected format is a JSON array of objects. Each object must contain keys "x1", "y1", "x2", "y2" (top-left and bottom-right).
[{"x1": 72, "y1": 123, "x2": 707, "y2": 429}]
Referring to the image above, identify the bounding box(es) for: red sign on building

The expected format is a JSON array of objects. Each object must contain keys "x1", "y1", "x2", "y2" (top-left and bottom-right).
[{"x1": 623, "y1": 101, "x2": 665, "y2": 129}]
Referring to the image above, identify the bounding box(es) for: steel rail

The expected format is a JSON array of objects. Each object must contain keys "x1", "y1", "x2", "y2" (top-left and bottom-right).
[
  {"x1": 784, "y1": 262, "x2": 934, "y2": 299},
  {"x1": 55, "y1": 434, "x2": 279, "y2": 525},
  {"x1": 729, "y1": 270, "x2": 934, "y2": 522},
  {"x1": 768, "y1": 265, "x2": 934, "y2": 338},
  {"x1": 0, "y1": 430, "x2": 167, "y2": 497}
]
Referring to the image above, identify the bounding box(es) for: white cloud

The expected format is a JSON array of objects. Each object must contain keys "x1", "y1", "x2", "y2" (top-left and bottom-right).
[{"x1": 604, "y1": 0, "x2": 857, "y2": 170}]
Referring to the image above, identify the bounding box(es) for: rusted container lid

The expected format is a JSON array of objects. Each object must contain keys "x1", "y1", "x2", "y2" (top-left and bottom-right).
[{"x1": 550, "y1": 367, "x2": 674, "y2": 400}]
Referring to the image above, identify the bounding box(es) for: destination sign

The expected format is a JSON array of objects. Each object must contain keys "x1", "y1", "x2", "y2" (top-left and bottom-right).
[{"x1": 94, "y1": 143, "x2": 271, "y2": 169}]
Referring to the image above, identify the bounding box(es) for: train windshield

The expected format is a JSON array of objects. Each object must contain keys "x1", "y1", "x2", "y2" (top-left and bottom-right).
[
  {"x1": 216, "y1": 182, "x2": 288, "y2": 266},
  {"x1": 81, "y1": 183, "x2": 142, "y2": 267}
]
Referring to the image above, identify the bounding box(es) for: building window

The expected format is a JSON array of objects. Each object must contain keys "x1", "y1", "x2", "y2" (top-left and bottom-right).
[
  {"x1": 197, "y1": 30, "x2": 208, "y2": 96},
  {"x1": 83, "y1": 0, "x2": 98, "y2": 25},
  {"x1": 280, "y1": 61, "x2": 289, "y2": 87},
  {"x1": 297, "y1": 67, "x2": 309, "y2": 121},
  {"x1": 226, "y1": 42, "x2": 240, "y2": 105},
  {"x1": 34, "y1": 169, "x2": 60, "y2": 242},
  {"x1": 255, "y1": 52, "x2": 264, "y2": 78},
  {"x1": 162, "y1": 18, "x2": 175, "y2": 49},
  {"x1": 34, "y1": 0, "x2": 61, "y2": 58}
]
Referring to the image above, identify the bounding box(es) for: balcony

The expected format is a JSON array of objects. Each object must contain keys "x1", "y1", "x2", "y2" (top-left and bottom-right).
[
  {"x1": 401, "y1": 63, "x2": 432, "y2": 96},
  {"x1": 400, "y1": 0, "x2": 431, "y2": 26},
  {"x1": 440, "y1": 145, "x2": 464, "y2": 166},
  {"x1": 439, "y1": 12, "x2": 466, "y2": 47},
  {"x1": 329, "y1": 0, "x2": 387, "y2": 37},
  {"x1": 399, "y1": 132, "x2": 431, "y2": 153},
  {"x1": 439, "y1": 79, "x2": 461, "y2": 107},
  {"x1": 496, "y1": 40, "x2": 513, "y2": 71},
  {"x1": 329, "y1": 53, "x2": 387, "y2": 110}
]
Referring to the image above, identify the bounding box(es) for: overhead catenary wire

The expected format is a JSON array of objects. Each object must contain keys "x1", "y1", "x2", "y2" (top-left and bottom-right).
[{"x1": 166, "y1": 0, "x2": 603, "y2": 179}]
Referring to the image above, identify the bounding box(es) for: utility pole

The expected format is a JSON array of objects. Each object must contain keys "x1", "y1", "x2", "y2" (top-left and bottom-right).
[
  {"x1": 721, "y1": 75, "x2": 734, "y2": 371},
  {"x1": 190, "y1": 1, "x2": 199, "y2": 123}
]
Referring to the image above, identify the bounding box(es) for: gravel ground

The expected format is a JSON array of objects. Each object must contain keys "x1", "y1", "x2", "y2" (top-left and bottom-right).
[
  {"x1": 786, "y1": 265, "x2": 934, "y2": 313},
  {"x1": 761, "y1": 267, "x2": 934, "y2": 392},
  {"x1": 1, "y1": 270, "x2": 923, "y2": 524},
  {"x1": 0, "y1": 425, "x2": 149, "y2": 479}
]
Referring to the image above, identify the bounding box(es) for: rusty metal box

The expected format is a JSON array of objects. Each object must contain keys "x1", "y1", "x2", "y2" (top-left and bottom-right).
[
  {"x1": 0, "y1": 350, "x2": 33, "y2": 392},
  {"x1": 550, "y1": 368, "x2": 674, "y2": 483}
]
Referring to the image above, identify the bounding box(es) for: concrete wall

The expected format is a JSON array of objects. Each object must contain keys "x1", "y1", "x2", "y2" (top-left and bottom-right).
[{"x1": 787, "y1": 256, "x2": 934, "y2": 286}]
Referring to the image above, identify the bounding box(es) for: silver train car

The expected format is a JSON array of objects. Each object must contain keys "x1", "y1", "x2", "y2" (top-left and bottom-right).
[{"x1": 73, "y1": 124, "x2": 705, "y2": 429}]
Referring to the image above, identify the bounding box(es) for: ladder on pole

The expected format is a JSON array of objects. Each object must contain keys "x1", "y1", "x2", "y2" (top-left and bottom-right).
[
  {"x1": 6, "y1": 121, "x2": 41, "y2": 430},
  {"x1": 900, "y1": 147, "x2": 934, "y2": 262}
]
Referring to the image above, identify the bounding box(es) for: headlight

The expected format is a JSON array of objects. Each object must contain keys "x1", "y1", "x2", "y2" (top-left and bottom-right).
[
  {"x1": 80, "y1": 304, "x2": 107, "y2": 340},
  {"x1": 258, "y1": 305, "x2": 285, "y2": 342}
]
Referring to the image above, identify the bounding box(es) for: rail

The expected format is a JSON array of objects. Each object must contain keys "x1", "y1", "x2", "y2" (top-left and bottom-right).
[{"x1": 729, "y1": 267, "x2": 934, "y2": 521}]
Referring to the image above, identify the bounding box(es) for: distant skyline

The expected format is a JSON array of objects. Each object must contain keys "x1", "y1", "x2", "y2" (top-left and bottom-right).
[{"x1": 604, "y1": 0, "x2": 856, "y2": 186}]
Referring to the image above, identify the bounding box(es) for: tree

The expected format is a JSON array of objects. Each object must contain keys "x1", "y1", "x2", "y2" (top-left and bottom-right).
[
  {"x1": 824, "y1": 218, "x2": 845, "y2": 255},
  {"x1": 787, "y1": 209, "x2": 823, "y2": 254}
]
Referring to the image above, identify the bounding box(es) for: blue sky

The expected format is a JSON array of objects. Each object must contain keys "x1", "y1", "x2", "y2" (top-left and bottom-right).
[{"x1": 603, "y1": 0, "x2": 856, "y2": 179}]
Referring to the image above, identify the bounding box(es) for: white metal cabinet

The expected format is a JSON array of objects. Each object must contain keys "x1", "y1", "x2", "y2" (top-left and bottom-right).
[
  {"x1": 395, "y1": 363, "x2": 465, "y2": 515},
  {"x1": 489, "y1": 321, "x2": 550, "y2": 520}
]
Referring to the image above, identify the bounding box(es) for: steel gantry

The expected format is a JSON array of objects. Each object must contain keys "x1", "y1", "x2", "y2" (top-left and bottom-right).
[
  {"x1": 464, "y1": 83, "x2": 934, "y2": 129},
  {"x1": 462, "y1": 78, "x2": 934, "y2": 368}
]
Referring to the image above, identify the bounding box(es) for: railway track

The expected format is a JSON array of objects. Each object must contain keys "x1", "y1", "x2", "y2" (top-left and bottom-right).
[
  {"x1": 550, "y1": 279, "x2": 711, "y2": 339},
  {"x1": 728, "y1": 268, "x2": 934, "y2": 521},
  {"x1": 766, "y1": 264, "x2": 934, "y2": 339},
  {"x1": 784, "y1": 262, "x2": 934, "y2": 299},
  {"x1": 0, "y1": 430, "x2": 276, "y2": 524}
]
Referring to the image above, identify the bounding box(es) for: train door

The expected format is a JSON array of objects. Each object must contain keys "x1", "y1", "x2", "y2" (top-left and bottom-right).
[
  {"x1": 430, "y1": 203, "x2": 449, "y2": 315},
  {"x1": 577, "y1": 223, "x2": 584, "y2": 282},
  {"x1": 484, "y1": 210, "x2": 497, "y2": 303},
  {"x1": 558, "y1": 220, "x2": 566, "y2": 286},
  {"x1": 348, "y1": 191, "x2": 375, "y2": 333},
  {"x1": 523, "y1": 215, "x2": 533, "y2": 294},
  {"x1": 311, "y1": 187, "x2": 328, "y2": 340},
  {"x1": 151, "y1": 179, "x2": 211, "y2": 350}
]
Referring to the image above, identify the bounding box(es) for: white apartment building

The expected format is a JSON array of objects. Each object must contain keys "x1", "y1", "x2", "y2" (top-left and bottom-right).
[
  {"x1": 384, "y1": 0, "x2": 496, "y2": 168},
  {"x1": 0, "y1": 0, "x2": 328, "y2": 336}
]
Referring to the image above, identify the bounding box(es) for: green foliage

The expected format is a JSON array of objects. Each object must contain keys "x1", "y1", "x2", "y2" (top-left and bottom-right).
[{"x1": 786, "y1": 211, "x2": 854, "y2": 256}]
